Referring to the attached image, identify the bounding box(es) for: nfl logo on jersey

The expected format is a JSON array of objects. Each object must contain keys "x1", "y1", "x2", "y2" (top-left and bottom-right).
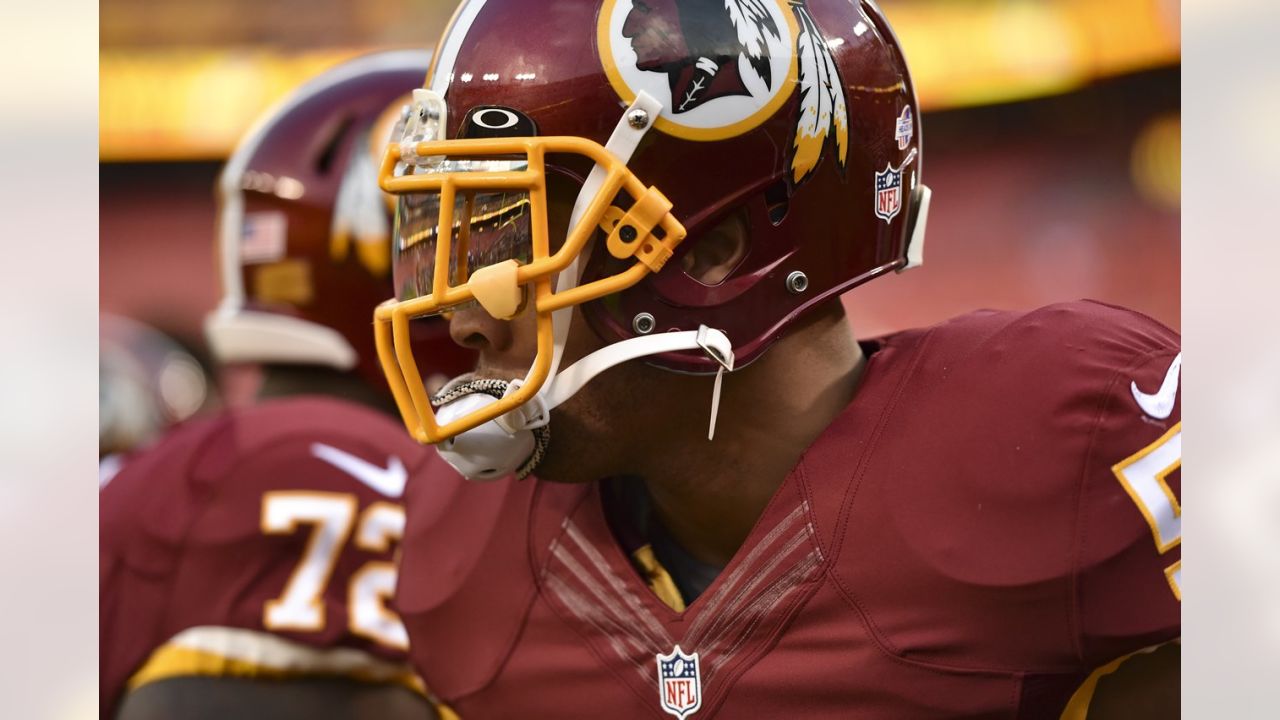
[
  {"x1": 875, "y1": 164, "x2": 904, "y2": 223},
  {"x1": 656, "y1": 646, "x2": 702, "y2": 719}
]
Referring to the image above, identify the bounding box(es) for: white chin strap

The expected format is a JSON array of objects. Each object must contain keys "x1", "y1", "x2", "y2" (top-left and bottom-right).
[
  {"x1": 436, "y1": 91, "x2": 737, "y2": 481},
  {"x1": 436, "y1": 326, "x2": 733, "y2": 481}
]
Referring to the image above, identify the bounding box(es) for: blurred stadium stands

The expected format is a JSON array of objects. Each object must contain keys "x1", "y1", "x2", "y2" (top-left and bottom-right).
[{"x1": 100, "y1": 0, "x2": 1180, "y2": 362}]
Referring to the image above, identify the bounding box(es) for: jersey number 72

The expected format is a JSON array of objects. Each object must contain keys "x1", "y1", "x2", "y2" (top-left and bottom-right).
[{"x1": 260, "y1": 491, "x2": 409, "y2": 649}]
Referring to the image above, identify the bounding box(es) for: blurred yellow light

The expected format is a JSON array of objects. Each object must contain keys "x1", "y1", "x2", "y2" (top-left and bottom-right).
[
  {"x1": 1131, "y1": 113, "x2": 1181, "y2": 210},
  {"x1": 888, "y1": 0, "x2": 1180, "y2": 110},
  {"x1": 99, "y1": 0, "x2": 1180, "y2": 162},
  {"x1": 99, "y1": 48, "x2": 365, "y2": 161}
]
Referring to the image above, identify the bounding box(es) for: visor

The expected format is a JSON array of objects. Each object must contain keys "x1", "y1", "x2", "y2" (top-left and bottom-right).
[{"x1": 393, "y1": 159, "x2": 534, "y2": 307}]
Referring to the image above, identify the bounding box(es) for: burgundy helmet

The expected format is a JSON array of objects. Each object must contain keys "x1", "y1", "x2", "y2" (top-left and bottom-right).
[
  {"x1": 374, "y1": 0, "x2": 930, "y2": 447},
  {"x1": 206, "y1": 49, "x2": 475, "y2": 390}
]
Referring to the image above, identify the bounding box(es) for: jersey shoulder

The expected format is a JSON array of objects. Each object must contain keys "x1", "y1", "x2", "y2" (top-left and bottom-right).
[
  {"x1": 900, "y1": 299, "x2": 1177, "y2": 405},
  {"x1": 396, "y1": 462, "x2": 577, "y2": 698},
  {"x1": 101, "y1": 397, "x2": 431, "y2": 709},
  {"x1": 100, "y1": 396, "x2": 431, "y2": 573},
  {"x1": 871, "y1": 299, "x2": 1180, "y2": 469},
  {"x1": 828, "y1": 301, "x2": 1180, "y2": 670},
  {"x1": 184, "y1": 396, "x2": 431, "y2": 483}
]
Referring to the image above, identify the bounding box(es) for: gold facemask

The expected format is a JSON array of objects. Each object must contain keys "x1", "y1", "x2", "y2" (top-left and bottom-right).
[{"x1": 374, "y1": 116, "x2": 687, "y2": 444}]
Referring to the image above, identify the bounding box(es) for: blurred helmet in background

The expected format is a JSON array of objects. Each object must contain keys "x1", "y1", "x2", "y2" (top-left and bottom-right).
[
  {"x1": 100, "y1": 313, "x2": 210, "y2": 456},
  {"x1": 206, "y1": 49, "x2": 474, "y2": 391}
]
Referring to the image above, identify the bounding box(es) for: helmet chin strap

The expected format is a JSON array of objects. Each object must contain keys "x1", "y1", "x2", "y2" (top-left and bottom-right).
[
  {"x1": 435, "y1": 326, "x2": 733, "y2": 481},
  {"x1": 435, "y1": 91, "x2": 736, "y2": 481},
  {"x1": 545, "y1": 90, "x2": 666, "y2": 384}
]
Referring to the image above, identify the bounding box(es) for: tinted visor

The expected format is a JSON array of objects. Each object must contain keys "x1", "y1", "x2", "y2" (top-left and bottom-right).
[{"x1": 392, "y1": 158, "x2": 533, "y2": 306}]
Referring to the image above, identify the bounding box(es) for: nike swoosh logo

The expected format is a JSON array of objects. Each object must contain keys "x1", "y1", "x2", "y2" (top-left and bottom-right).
[
  {"x1": 1131, "y1": 352, "x2": 1181, "y2": 420},
  {"x1": 310, "y1": 443, "x2": 407, "y2": 498}
]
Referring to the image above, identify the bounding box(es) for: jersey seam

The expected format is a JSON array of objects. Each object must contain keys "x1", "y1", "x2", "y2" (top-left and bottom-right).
[
  {"x1": 1009, "y1": 671, "x2": 1023, "y2": 718},
  {"x1": 827, "y1": 327, "x2": 931, "y2": 661},
  {"x1": 529, "y1": 484, "x2": 666, "y2": 717},
  {"x1": 466, "y1": 480, "x2": 543, "y2": 695},
  {"x1": 153, "y1": 418, "x2": 241, "y2": 637}
]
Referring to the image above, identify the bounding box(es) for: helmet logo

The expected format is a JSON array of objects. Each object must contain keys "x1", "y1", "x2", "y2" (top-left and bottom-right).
[
  {"x1": 332, "y1": 129, "x2": 393, "y2": 277},
  {"x1": 600, "y1": 0, "x2": 849, "y2": 185},
  {"x1": 472, "y1": 108, "x2": 520, "y2": 130},
  {"x1": 895, "y1": 106, "x2": 914, "y2": 151},
  {"x1": 599, "y1": 0, "x2": 797, "y2": 142},
  {"x1": 874, "y1": 148, "x2": 917, "y2": 224},
  {"x1": 458, "y1": 105, "x2": 539, "y2": 139}
]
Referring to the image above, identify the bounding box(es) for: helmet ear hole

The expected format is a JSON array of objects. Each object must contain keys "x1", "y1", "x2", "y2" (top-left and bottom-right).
[
  {"x1": 678, "y1": 209, "x2": 750, "y2": 287},
  {"x1": 764, "y1": 180, "x2": 790, "y2": 226},
  {"x1": 314, "y1": 115, "x2": 356, "y2": 175}
]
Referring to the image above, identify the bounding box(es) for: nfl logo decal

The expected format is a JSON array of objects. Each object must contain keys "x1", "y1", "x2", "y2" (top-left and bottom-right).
[
  {"x1": 895, "y1": 106, "x2": 913, "y2": 150},
  {"x1": 874, "y1": 149, "x2": 917, "y2": 224},
  {"x1": 656, "y1": 646, "x2": 702, "y2": 719},
  {"x1": 875, "y1": 164, "x2": 904, "y2": 223}
]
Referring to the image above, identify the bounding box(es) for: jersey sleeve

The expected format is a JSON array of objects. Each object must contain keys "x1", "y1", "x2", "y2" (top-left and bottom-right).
[
  {"x1": 99, "y1": 418, "x2": 220, "y2": 715},
  {"x1": 1074, "y1": 330, "x2": 1181, "y2": 668}
]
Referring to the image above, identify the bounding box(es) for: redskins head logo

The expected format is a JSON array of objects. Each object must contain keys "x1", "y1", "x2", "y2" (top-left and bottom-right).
[{"x1": 600, "y1": 0, "x2": 848, "y2": 185}]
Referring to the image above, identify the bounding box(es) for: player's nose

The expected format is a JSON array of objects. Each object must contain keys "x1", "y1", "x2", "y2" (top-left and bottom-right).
[{"x1": 447, "y1": 304, "x2": 513, "y2": 354}]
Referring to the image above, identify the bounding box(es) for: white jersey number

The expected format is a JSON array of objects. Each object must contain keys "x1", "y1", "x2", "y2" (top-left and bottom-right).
[
  {"x1": 261, "y1": 492, "x2": 410, "y2": 649},
  {"x1": 1111, "y1": 422, "x2": 1182, "y2": 600}
]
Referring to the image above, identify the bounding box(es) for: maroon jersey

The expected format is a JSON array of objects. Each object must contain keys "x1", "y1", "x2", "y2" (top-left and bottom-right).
[
  {"x1": 100, "y1": 396, "x2": 436, "y2": 715},
  {"x1": 396, "y1": 300, "x2": 1181, "y2": 718}
]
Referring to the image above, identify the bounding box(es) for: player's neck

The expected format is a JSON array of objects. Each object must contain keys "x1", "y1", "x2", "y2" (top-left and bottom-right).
[
  {"x1": 636, "y1": 302, "x2": 865, "y2": 568},
  {"x1": 256, "y1": 365, "x2": 398, "y2": 416}
]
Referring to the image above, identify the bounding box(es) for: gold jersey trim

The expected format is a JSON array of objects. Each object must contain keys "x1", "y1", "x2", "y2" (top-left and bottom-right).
[
  {"x1": 1059, "y1": 640, "x2": 1179, "y2": 720},
  {"x1": 127, "y1": 626, "x2": 426, "y2": 696},
  {"x1": 632, "y1": 544, "x2": 687, "y2": 613}
]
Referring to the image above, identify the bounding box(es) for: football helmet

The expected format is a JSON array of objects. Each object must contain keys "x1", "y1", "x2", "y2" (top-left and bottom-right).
[
  {"x1": 100, "y1": 313, "x2": 210, "y2": 456},
  {"x1": 206, "y1": 50, "x2": 474, "y2": 390},
  {"x1": 375, "y1": 0, "x2": 930, "y2": 468}
]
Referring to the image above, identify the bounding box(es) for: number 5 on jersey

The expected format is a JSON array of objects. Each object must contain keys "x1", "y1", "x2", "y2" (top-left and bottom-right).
[
  {"x1": 1112, "y1": 422, "x2": 1182, "y2": 600},
  {"x1": 261, "y1": 491, "x2": 409, "y2": 649}
]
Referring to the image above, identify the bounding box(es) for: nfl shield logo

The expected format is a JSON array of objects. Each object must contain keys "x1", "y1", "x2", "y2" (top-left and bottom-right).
[
  {"x1": 656, "y1": 646, "x2": 702, "y2": 719},
  {"x1": 875, "y1": 164, "x2": 904, "y2": 223}
]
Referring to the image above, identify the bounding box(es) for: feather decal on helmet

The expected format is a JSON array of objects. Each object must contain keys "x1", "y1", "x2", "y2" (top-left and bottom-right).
[
  {"x1": 790, "y1": 1, "x2": 848, "y2": 186},
  {"x1": 331, "y1": 129, "x2": 393, "y2": 277},
  {"x1": 724, "y1": 0, "x2": 782, "y2": 89}
]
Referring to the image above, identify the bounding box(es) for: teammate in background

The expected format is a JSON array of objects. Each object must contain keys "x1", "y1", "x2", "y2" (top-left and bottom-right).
[
  {"x1": 100, "y1": 51, "x2": 470, "y2": 720},
  {"x1": 99, "y1": 313, "x2": 211, "y2": 485},
  {"x1": 375, "y1": 1, "x2": 1180, "y2": 717}
]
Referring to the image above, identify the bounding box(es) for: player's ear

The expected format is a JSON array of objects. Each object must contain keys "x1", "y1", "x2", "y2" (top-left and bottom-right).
[{"x1": 680, "y1": 209, "x2": 748, "y2": 286}]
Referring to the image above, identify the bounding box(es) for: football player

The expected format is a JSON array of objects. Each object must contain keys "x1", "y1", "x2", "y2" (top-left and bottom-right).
[
  {"x1": 100, "y1": 50, "x2": 470, "y2": 720},
  {"x1": 99, "y1": 312, "x2": 210, "y2": 478},
  {"x1": 373, "y1": 1, "x2": 1180, "y2": 718}
]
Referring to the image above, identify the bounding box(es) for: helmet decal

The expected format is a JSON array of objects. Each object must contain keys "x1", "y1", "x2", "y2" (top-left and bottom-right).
[
  {"x1": 599, "y1": 0, "x2": 798, "y2": 141},
  {"x1": 457, "y1": 105, "x2": 539, "y2": 139},
  {"x1": 599, "y1": 0, "x2": 848, "y2": 185},
  {"x1": 790, "y1": 0, "x2": 848, "y2": 185},
  {"x1": 331, "y1": 128, "x2": 393, "y2": 278}
]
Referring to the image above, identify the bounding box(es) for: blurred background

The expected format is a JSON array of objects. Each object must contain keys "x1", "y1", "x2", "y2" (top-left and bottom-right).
[{"x1": 99, "y1": 0, "x2": 1181, "y2": 448}]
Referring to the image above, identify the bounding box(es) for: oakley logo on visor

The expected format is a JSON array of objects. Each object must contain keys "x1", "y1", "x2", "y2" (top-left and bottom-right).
[{"x1": 459, "y1": 106, "x2": 539, "y2": 139}]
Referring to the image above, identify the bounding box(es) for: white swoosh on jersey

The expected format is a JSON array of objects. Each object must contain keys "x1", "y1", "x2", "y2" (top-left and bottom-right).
[
  {"x1": 310, "y1": 443, "x2": 407, "y2": 498},
  {"x1": 1131, "y1": 352, "x2": 1181, "y2": 420}
]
